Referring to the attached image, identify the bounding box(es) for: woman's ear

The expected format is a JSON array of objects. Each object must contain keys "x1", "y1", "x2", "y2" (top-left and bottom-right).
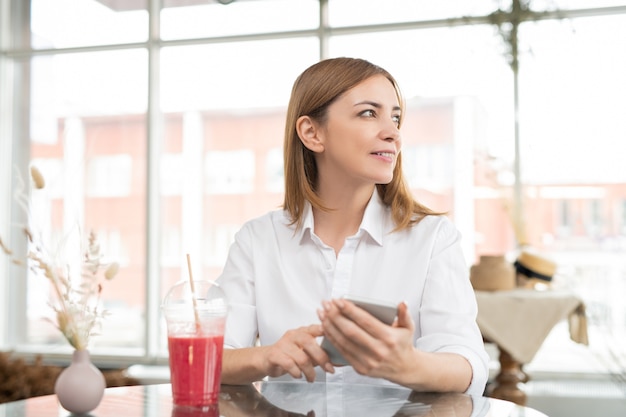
[{"x1": 296, "y1": 115, "x2": 324, "y2": 153}]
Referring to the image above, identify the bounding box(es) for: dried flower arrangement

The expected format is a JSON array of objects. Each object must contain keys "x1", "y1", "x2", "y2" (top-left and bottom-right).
[{"x1": 0, "y1": 165, "x2": 119, "y2": 351}]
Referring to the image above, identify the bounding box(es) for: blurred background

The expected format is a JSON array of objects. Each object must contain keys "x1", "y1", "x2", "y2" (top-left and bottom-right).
[{"x1": 1, "y1": 2, "x2": 625, "y2": 414}]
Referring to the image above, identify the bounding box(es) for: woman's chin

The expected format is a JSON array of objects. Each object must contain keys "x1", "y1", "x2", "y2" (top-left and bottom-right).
[{"x1": 375, "y1": 175, "x2": 394, "y2": 185}]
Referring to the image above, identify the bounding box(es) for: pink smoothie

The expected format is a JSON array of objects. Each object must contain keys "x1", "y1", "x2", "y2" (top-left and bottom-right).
[{"x1": 168, "y1": 334, "x2": 224, "y2": 406}]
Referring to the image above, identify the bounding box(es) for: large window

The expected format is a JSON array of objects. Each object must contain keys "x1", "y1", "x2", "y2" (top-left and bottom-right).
[{"x1": 1, "y1": 0, "x2": 625, "y2": 378}]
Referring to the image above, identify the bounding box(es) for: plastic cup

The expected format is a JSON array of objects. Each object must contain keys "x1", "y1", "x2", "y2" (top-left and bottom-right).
[{"x1": 162, "y1": 280, "x2": 228, "y2": 407}]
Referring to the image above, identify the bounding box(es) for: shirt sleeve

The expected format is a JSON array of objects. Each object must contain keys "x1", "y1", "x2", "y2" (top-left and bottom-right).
[
  {"x1": 216, "y1": 223, "x2": 259, "y2": 349},
  {"x1": 414, "y1": 218, "x2": 489, "y2": 397}
]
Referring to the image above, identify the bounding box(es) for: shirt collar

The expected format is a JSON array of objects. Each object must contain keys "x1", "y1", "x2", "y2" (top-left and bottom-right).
[
  {"x1": 297, "y1": 189, "x2": 387, "y2": 246},
  {"x1": 360, "y1": 189, "x2": 386, "y2": 245},
  {"x1": 297, "y1": 203, "x2": 314, "y2": 243}
]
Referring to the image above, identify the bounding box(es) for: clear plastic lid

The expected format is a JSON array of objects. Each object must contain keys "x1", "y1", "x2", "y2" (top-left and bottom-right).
[{"x1": 161, "y1": 280, "x2": 228, "y2": 318}]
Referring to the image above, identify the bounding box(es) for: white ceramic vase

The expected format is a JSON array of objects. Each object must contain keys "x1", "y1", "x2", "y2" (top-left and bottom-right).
[{"x1": 54, "y1": 349, "x2": 106, "y2": 414}]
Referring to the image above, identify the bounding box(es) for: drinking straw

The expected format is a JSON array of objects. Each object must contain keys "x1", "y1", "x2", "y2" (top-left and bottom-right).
[{"x1": 186, "y1": 253, "x2": 202, "y2": 333}]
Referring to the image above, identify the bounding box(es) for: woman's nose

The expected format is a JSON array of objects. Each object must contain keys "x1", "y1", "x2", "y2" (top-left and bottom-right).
[{"x1": 381, "y1": 119, "x2": 400, "y2": 142}]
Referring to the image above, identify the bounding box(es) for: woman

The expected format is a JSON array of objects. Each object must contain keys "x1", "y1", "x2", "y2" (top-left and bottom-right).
[{"x1": 217, "y1": 57, "x2": 489, "y2": 396}]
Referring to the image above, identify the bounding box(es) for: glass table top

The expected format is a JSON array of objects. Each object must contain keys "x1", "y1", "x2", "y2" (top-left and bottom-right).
[{"x1": 0, "y1": 381, "x2": 549, "y2": 417}]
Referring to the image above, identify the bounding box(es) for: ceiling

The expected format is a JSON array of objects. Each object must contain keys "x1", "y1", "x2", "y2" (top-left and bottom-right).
[{"x1": 96, "y1": 0, "x2": 242, "y2": 12}]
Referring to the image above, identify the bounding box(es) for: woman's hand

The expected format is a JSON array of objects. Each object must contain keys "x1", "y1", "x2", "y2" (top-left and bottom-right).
[
  {"x1": 221, "y1": 325, "x2": 336, "y2": 385},
  {"x1": 318, "y1": 299, "x2": 415, "y2": 381},
  {"x1": 260, "y1": 324, "x2": 334, "y2": 382}
]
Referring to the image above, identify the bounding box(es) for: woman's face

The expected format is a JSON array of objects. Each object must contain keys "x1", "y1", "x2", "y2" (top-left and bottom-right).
[{"x1": 315, "y1": 74, "x2": 402, "y2": 188}]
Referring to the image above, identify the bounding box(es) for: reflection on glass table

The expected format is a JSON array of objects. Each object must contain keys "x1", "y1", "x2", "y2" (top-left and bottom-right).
[{"x1": 0, "y1": 382, "x2": 548, "y2": 417}]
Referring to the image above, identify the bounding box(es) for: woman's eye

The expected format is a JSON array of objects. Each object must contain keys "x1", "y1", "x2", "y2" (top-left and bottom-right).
[
  {"x1": 360, "y1": 109, "x2": 376, "y2": 117},
  {"x1": 392, "y1": 115, "x2": 401, "y2": 125}
]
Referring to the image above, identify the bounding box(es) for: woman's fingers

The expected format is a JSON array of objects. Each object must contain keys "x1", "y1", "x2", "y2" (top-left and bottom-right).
[
  {"x1": 320, "y1": 299, "x2": 415, "y2": 377},
  {"x1": 323, "y1": 299, "x2": 389, "y2": 346},
  {"x1": 394, "y1": 301, "x2": 414, "y2": 331},
  {"x1": 320, "y1": 300, "x2": 377, "y2": 365},
  {"x1": 266, "y1": 325, "x2": 331, "y2": 381}
]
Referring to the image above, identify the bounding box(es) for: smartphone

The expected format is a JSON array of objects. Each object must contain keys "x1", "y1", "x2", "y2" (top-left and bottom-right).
[{"x1": 320, "y1": 295, "x2": 398, "y2": 366}]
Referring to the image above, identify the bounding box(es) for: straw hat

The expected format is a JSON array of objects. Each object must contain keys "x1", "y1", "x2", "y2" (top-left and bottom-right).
[{"x1": 514, "y1": 249, "x2": 557, "y2": 288}]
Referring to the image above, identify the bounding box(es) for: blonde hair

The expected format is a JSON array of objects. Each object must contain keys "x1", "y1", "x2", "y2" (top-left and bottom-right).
[{"x1": 283, "y1": 57, "x2": 441, "y2": 231}]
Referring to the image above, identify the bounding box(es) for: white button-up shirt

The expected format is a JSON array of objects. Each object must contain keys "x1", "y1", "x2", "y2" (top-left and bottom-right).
[{"x1": 216, "y1": 190, "x2": 489, "y2": 396}]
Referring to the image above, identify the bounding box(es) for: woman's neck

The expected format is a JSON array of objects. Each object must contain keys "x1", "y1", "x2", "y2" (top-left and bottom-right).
[{"x1": 312, "y1": 184, "x2": 375, "y2": 255}]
